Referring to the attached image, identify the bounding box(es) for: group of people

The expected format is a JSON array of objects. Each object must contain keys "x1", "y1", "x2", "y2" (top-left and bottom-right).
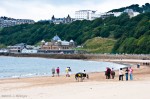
[
  {"x1": 51, "y1": 67, "x2": 72, "y2": 77},
  {"x1": 52, "y1": 66, "x2": 134, "y2": 82},
  {"x1": 105, "y1": 67, "x2": 134, "y2": 81},
  {"x1": 51, "y1": 67, "x2": 60, "y2": 77},
  {"x1": 119, "y1": 67, "x2": 133, "y2": 81},
  {"x1": 105, "y1": 67, "x2": 115, "y2": 79}
]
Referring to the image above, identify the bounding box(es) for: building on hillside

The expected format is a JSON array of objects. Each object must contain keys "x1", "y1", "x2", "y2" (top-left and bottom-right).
[
  {"x1": 75, "y1": 10, "x2": 122, "y2": 20},
  {"x1": 50, "y1": 15, "x2": 74, "y2": 24},
  {"x1": 7, "y1": 43, "x2": 38, "y2": 54},
  {"x1": 21, "y1": 45, "x2": 38, "y2": 54},
  {"x1": 99, "y1": 12, "x2": 123, "y2": 19},
  {"x1": 106, "y1": 12, "x2": 122, "y2": 17},
  {"x1": 65, "y1": 15, "x2": 74, "y2": 23},
  {"x1": 0, "y1": 16, "x2": 35, "y2": 28},
  {"x1": 100, "y1": 9, "x2": 140, "y2": 19},
  {"x1": 100, "y1": 13, "x2": 115, "y2": 19},
  {"x1": 75, "y1": 10, "x2": 101, "y2": 20},
  {"x1": 124, "y1": 9, "x2": 140, "y2": 18},
  {"x1": 7, "y1": 43, "x2": 26, "y2": 53},
  {"x1": 21, "y1": 49, "x2": 38, "y2": 54},
  {"x1": 0, "y1": 49, "x2": 9, "y2": 53},
  {"x1": 39, "y1": 35, "x2": 76, "y2": 54}
]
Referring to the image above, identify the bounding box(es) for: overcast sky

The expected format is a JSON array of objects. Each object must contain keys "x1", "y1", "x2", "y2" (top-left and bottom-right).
[{"x1": 0, "y1": 0, "x2": 149, "y2": 21}]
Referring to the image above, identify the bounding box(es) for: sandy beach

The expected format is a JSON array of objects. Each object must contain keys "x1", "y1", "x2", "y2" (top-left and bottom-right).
[{"x1": 0, "y1": 59, "x2": 150, "y2": 99}]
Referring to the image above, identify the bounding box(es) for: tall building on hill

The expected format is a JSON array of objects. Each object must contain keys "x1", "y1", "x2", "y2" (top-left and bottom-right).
[
  {"x1": 51, "y1": 15, "x2": 74, "y2": 24},
  {"x1": 65, "y1": 15, "x2": 73, "y2": 23},
  {"x1": 75, "y1": 10, "x2": 101, "y2": 20}
]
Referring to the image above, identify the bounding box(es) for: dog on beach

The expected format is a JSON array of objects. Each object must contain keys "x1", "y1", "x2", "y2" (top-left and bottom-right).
[{"x1": 75, "y1": 72, "x2": 89, "y2": 82}]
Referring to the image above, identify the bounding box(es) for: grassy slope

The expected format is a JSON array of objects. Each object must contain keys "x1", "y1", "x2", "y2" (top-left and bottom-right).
[{"x1": 79, "y1": 37, "x2": 116, "y2": 53}]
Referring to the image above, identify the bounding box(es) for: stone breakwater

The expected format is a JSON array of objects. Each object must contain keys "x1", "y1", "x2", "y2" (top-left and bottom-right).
[{"x1": 0, "y1": 53, "x2": 150, "y2": 60}]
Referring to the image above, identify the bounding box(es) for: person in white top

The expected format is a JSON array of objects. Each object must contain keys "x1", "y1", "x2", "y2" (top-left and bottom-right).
[{"x1": 119, "y1": 68, "x2": 124, "y2": 81}]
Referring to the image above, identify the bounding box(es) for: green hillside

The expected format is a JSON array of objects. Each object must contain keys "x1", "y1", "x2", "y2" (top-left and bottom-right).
[
  {"x1": 0, "y1": 12, "x2": 150, "y2": 54},
  {"x1": 112, "y1": 13, "x2": 150, "y2": 54},
  {"x1": 0, "y1": 28, "x2": 3, "y2": 31},
  {"x1": 79, "y1": 37, "x2": 116, "y2": 53}
]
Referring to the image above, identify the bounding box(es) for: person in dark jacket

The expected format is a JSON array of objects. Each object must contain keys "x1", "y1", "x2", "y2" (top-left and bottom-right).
[
  {"x1": 105, "y1": 67, "x2": 111, "y2": 79},
  {"x1": 111, "y1": 68, "x2": 115, "y2": 79},
  {"x1": 125, "y1": 67, "x2": 129, "y2": 81},
  {"x1": 56, "y1": 67, "x2": 60, "y2": 77}
]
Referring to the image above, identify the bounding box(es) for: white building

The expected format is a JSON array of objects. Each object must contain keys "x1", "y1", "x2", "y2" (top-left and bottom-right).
[
  {"x1": 0, "y1": 49, "x2": 8, "y2": 53},
  {"x1": 106, "y1": 12, "x2": 122, "y2": 17},
  {"x1": 124, "y1": 9, "x2": 140, "y2": 18},
  {"x1": 21, "y1": 48, "x2": 38, "y2": 54},
  {"x1": 75, "y1": 10, "x2": 123, "y2": 20},
  {"x1": 75, "y1": 10, "x2": 100, "y2": 20}
]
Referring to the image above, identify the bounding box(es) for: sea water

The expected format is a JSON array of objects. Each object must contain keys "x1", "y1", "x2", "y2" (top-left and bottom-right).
[{"x1": 0, "y1": 56, "x2": 126, "y2": 79}]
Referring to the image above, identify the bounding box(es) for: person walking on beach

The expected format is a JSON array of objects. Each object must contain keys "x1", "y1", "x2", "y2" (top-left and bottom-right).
[
  {"x1": 51, "y1": 67, "x2": 55, "y2": 77},
  {"x1": 129, "y1": 67, "x2": 133, "y2": 80},
  {"x1": 83, "y1": 70, "x2": 86, "y2": 74},
  {"x1": 83, "y1": 70, "x2": 89, "y2": 79},
  {"x1": 125, "y1": 67, "x2": 129, "y2": 81},
  {"x1": 137, "y1": 64, "x2": 140, "y2": 68},
  {"x1": 105, "y1": 67, "x2": 111, "y2": 79},
  {"x1": 119, "y1": 68, "x2": 124, "y2": 81},
  {"x1": 56, "y1": 67, "x2": 60, "y2": 77},
  {"x1": 65, "y1": 67, "x2": 69, "y2": 77},
  {"x1": 111, "y1": 68, "x2": 115, "y2": 79},
  {"x1": 68, "y1": 67, "x2": 72, "y2": 77}
]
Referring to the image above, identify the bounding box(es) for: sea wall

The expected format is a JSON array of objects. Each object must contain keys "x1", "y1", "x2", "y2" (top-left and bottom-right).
[{"x1": 0, "y1": 53, "x2": 150, "y2": 60}]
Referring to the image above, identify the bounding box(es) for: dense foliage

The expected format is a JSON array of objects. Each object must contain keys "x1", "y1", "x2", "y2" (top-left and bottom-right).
[
  {"x1": 112, "y1": 13, "x2": 150, "y2": 54},
  {"x1": 0, "y1": 12, "x2": 150, "y2": 54},
  {"x1": 109, "y1": 3, "x2": 150, "y2": 13}
]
